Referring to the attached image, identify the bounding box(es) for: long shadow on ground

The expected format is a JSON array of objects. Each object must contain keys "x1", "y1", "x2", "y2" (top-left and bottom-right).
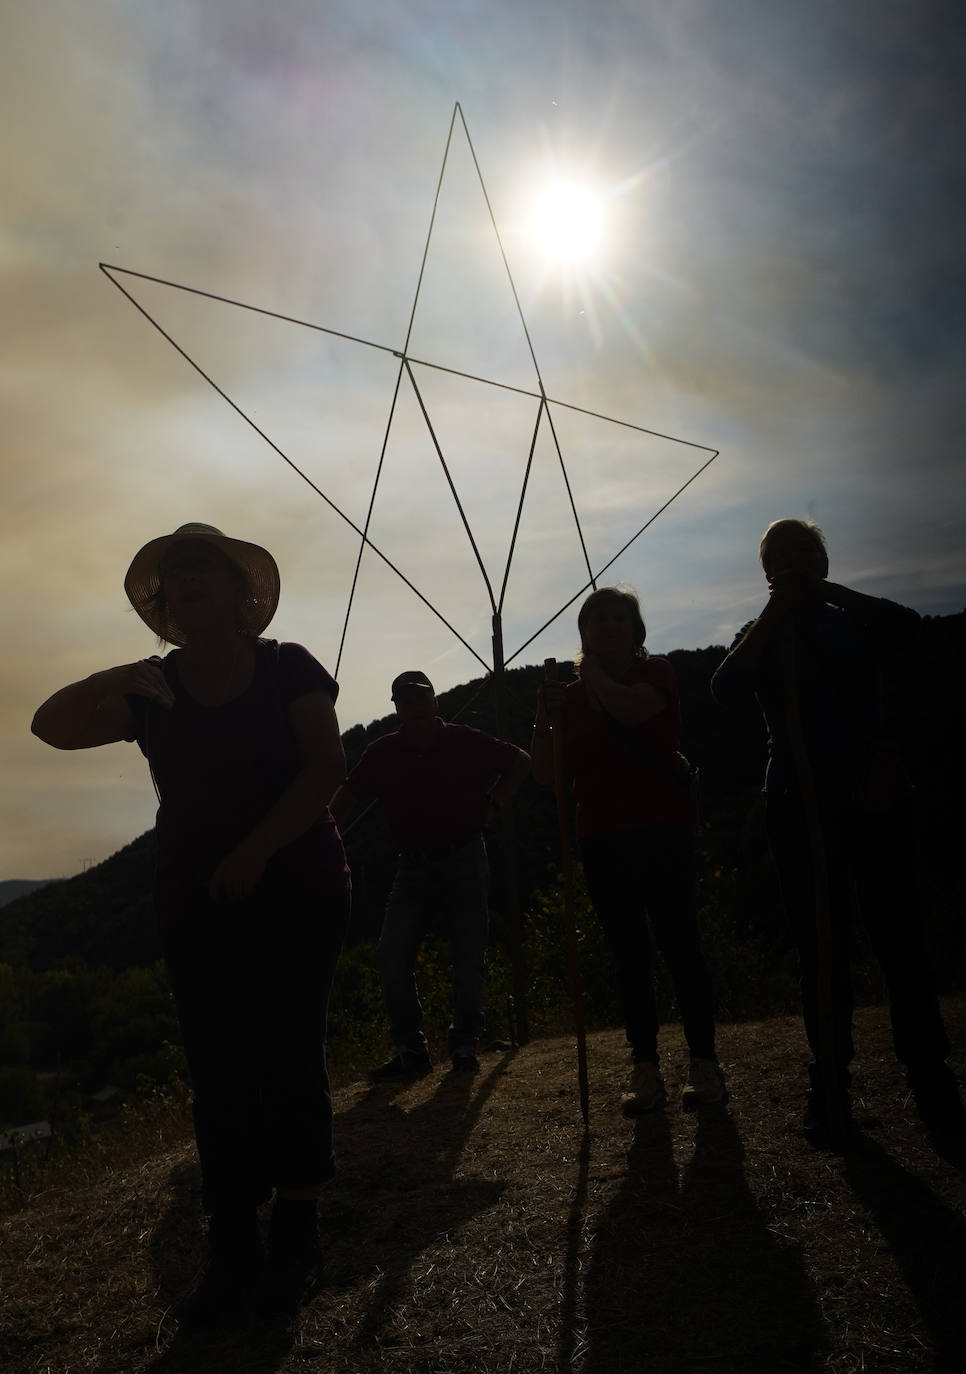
[
  {"x1": 140, "y1": 1053, "x2": 513, "y2": 1370},
  {"x1": 843, "y1": 1131, "x2": 966, "y2": 1373},
  {"x1": 580, "y1": 1104, "x2": 826, "y2": 1374},
  {"x1": 141, "y1": 1159, "x2": 295, "y2": 1374},
  {"x1": 323, "y1": 1054, "x2": 512, "y2": 1354}
]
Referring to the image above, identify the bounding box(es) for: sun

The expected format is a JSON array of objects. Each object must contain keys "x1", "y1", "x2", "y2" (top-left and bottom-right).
[{"x1": 528, "y1": 180, "x2": 605, "y2": 264}]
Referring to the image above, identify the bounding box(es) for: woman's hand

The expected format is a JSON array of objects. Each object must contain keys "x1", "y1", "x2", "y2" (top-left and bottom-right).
[
  {"x1": 762, "y1": 570, "x2": 823, "y2": 621},
  {"x1": 32, "y1": 659, "x2": 173, "y2": 750},
  {"x1": 101, "y1": 661, "x2": 175, "y2": 710},
  {"x1": 209, "y1": 841, "x2": 268, "y2": 902}
]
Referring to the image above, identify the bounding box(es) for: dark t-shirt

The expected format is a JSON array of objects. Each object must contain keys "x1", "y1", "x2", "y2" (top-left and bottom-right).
[
  {"x1": 710, "y1": 600, "x2": 920, "y2": 797},
  {"x1": 344, "y1": 720, "x2": 522, "y2": 850},
  {"x1": 562, "y1": 657, "x2": 695, "y2": 837},
  {"x1": 127, "y1": 639, "x2": 349, "y2": 927}
]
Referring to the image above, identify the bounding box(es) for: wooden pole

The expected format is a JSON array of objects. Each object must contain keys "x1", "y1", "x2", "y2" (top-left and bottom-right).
[
  {"x1": 545, "y1": 657, "x2": 590, "y2": 1126},
  {"x1": 781, "y1": 621, "x2": 843, "y2": 1142},
  {"x1": 493, "y1": 612, "x2": 529, "y2": 1044}
]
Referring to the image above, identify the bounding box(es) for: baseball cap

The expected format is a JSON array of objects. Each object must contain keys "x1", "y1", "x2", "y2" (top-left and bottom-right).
[{"x1": 391, "y1": 670, "x2": 435, "y2": 699}]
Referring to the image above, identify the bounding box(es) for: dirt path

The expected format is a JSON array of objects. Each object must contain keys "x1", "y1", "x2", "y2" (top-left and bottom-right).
[{"x1": 2, "y1": 1002, "x2": 965, "y2": 1373}]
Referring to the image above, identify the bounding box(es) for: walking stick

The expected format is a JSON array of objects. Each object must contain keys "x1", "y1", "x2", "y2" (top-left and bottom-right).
[
  {"x1": 544, "y1": 658, "x2": 590, "y2": 1127},
  {"x1": 781, "y1": 621, "x2": 843, "y2": 1142}
]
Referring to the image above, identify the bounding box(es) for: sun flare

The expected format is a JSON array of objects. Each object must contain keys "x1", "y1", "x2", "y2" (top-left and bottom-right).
[{"x1": 528, "y1": 180, "x2": 605, "y2": 264}]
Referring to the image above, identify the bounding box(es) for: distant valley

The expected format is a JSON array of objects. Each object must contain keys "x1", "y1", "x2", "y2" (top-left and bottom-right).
[{"x1": 0, "y1": 880, "x2": 54, "y2": 909}]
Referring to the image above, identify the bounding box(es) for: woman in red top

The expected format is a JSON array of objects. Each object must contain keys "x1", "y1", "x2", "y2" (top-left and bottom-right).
[
  {"x1": 532, "y1": 586, "x2": 722, "y2": 1114},
  {"x1": 32, "y1": 523, "x2": 350, "y2": 1323}
]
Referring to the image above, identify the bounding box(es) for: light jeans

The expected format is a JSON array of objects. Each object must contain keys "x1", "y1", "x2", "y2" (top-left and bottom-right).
[{"x1": 379, "y1": 835, "x2": 489, "y2": 1055}]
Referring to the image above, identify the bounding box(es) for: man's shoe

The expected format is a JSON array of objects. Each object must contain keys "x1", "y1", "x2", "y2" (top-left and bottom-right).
[
  {"x1": 451, "y1": 1051, "x2": 480, "y2": 1073},
  {"x1": 179, "y1": 1213, "x2": 264, "y2": 1327},
  {"x1": 681, "y1": 1057, "x2": 725, "y2": 1108},
  {"x1": 802, "y1": 1061, "x2": 852, "y2": 1145},
  {"x1": 370, "y1": 1048, "x2": 433, "y2": 1082},
  {"x1": 622, "y1": 1061, "x2": 667, "y2": 1116},
  {"x1": 259, "y1": 1199, "x2": 325, "y2": 1320},
  {"x1": 259, "y1": 1247, "x2": 324, "y2": 1321},
  {"x1": 803, "y1": 1086, "x2": 852, "y2": 1145}
]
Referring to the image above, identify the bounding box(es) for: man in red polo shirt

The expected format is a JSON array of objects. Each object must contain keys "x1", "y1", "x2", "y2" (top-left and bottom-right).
[{"x1": 331, "y1": 671, "x2": 530, "y2": 1077}]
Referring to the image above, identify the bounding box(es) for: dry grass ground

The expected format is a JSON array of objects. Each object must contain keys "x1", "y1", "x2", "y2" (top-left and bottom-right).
[{"x1": 2, "y1": 999, "x2": 965, "y2": 1374}]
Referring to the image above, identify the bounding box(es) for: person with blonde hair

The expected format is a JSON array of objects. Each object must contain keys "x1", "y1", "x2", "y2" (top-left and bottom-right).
[
  {"x1": 532, "y1": 586, "x2": 723, "y2": 1114},
  {"x1": 32, "y1": 523, "x2": 351, "y2": 1321},
  {"x1": 712, "y1": 518, "x2": 963, "y2": 1141}
]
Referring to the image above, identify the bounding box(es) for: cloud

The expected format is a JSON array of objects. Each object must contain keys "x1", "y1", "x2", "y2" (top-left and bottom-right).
[{"x1": 4, "y1": 0, "x2": 965, "y2": 878}]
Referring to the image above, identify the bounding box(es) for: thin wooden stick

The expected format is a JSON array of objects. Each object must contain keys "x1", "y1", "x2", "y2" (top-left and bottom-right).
[
  {"x1": 545, "y1": 658, "x2": 590, "y2": 1126},
  {"x1": 781, "y1": 622, "x2": 843, "y2": 1142}
]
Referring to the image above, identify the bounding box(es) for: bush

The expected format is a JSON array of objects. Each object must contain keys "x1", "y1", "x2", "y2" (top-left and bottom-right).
[
  {"x1": 0, "y1": 1067, "x2": 46, "y2": 1128},
  {"x1": 327, "y1": 940, "x2": 389, "y2": 1076}
]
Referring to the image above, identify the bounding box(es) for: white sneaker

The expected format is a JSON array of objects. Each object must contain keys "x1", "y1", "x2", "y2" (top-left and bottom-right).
[
  {"x1": 682, "y1": 1057, "x2": 725, "y2": 1107},
  {"x1": 622, "y1": 1061, "x2": 667, "y2": 1116}
]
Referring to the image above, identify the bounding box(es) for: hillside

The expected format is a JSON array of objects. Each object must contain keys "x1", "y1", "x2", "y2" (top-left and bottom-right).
[
  {"x1": 6, "y1": 611, "x2": 965, "y2": 973},
  {"x1": 0, "y1": 832, "x2": 157, "y2": 971},
  {"x1": 2, "y1": 1003, "x2": 965, "y2": 1374},
  {"x1": 1, "y1": 651, "x2": 761, "y2": 969}
]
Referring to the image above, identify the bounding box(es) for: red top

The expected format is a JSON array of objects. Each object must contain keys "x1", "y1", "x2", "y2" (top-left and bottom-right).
[
  {"x1": 562, "y1": 656, "x2": 694, "y2": 837},
  {"x1": 345, "y1": 720, "x2": 523, "y2": 850}
]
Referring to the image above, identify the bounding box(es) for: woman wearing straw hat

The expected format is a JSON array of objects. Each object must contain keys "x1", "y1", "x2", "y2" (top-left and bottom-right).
[{"x1": 32, "y1": 522, "x2": 350, "y2": 1323}]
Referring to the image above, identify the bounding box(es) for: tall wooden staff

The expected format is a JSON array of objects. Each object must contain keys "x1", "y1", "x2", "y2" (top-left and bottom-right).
[
  {"x1": 544, "y1": 658, "x2": 590, "y2": 1126},
  {"x1": 781, "y1": 621, "x2": 843, "y2": 1142}
]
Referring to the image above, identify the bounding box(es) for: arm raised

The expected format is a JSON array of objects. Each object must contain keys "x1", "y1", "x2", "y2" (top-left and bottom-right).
[
  {"x1": 31, "y1": 661, "x2": 174, "y2": 750},
  {"x1": 579, "y1": 653, "x2": 667, "y2": 723}
]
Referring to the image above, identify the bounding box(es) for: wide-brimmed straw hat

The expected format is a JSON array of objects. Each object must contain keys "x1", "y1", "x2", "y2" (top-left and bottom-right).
[{"x1": 124, "y1": 522, "x2": 280, "y2": 646}]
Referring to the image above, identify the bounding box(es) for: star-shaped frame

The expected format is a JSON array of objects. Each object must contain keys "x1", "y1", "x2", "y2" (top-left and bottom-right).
[{"x1": 100, "y1": 102, "x2": 718, "y2": 688}]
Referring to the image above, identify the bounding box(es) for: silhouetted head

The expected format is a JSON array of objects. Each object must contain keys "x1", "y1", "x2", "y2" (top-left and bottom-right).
[
  {"x1": 759, "y1": 518, "x2": 829, "y2": 582},
  {"x1": 391, "y1": 670, "x2": 438, "y2": 727},
  {"x1": 577, "y1": 586, "x2": 648, "y2": 664},
  {"x1": 125, "y1": 522, "x2": 279, "y2": 645}
]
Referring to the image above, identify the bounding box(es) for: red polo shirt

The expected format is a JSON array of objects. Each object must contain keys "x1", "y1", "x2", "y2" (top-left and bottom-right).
[
  {"x1": 344, "y1": 720, "x2": 523, "y2": 850},
  {"x1": 562, "y1": 656, "x2": 694, "y2": 837}
]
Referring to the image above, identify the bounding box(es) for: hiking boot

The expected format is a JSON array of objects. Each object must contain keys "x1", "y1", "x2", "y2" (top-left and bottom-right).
[
  {"x1": 259, "y1": 1198, "x2": 325, "y2": 1320},
  {"x1": 681, "y1": 1057, "x2": 725, "y2": 1108},
  {"x1": 909, "y1": 1064, "x2": 966, "y2": 1137},
  {"x1": 803, "y1": 1085, "x2": 852, "y2": 1145},
  {"x1": 622, "y1": 1061, "x2": 667, "y2": 1116},
  {"x1": 451, "y1": 1050, "x2": 480, "y2": 1073},
  {"x1": 179, "y1": 1211, "x2": 264, "y2": 1327},
  {"x1": 802, "y1": 1061, "x2": 852, "y2": 1145},
  {"x1": 370, "y1": 1048, "x2": 433, "y2": 1082}
]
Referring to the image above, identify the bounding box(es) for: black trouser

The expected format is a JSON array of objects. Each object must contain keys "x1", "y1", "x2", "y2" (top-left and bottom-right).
[
  {"x1": 163, "y1": 876, "x2": 349, "y2": 1215},
  {"x1": 765, "y1": 795, "x2": 948, "y2": 1079},
  {"x1": 580, "y1": 825, "x2": 716, "y2": 1064}
]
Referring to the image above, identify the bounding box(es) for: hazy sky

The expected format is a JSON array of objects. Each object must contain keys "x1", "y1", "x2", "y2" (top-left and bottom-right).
[{"x1": 4, "y1": 0, "x2": 964, "y2": 879}]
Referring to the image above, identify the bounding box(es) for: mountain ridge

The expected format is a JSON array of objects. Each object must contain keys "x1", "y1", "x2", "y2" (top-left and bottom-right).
[
  {"x1": 0, "y1": 880, "x2": 55, "y2": 909},
  {"x1": 4, "y1": 612, "x2": 964, "y2": 978}
]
